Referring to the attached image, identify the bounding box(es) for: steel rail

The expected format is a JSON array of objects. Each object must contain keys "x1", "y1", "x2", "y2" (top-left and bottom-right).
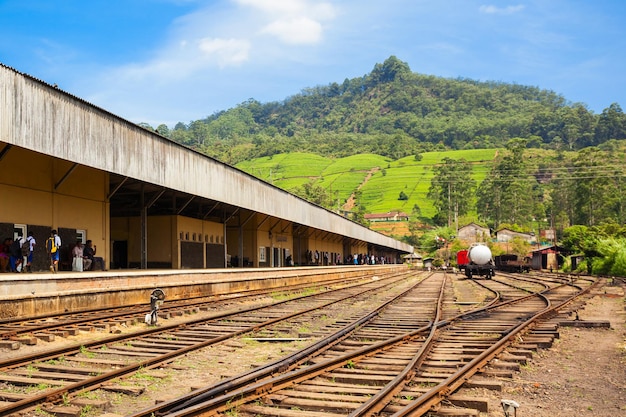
[
  {"x1": 496, "y1": 270, "x2": 587, "y2": 290},
  {"x1": 0, "y1": 271, "x2": 419, "y2": 416},
  {"x1": 0, "y1": 271, "x2": 391, "y2": 339},
  {"x1": 353, "y1": 274, "x2": 562, "y2": 416},
  {"x1": 130, "y1": 271, "x2": 437, "y2": 416},
  {"x1": 347, "y1": 272, "x2": 448, "y2": 416},
  {"x1": 391, "y1": 278, "x2": 597, "y2": 416},
  {"x1": 0, "y1": 271, "x2": 408, "y2": 369},
  {"x1": 146, "y1": 310, "x2": 439, "y2": 415},
  {"x1": 136, "y1": 273, "x2": 515, "y2": 417},
  {"x1": 157, "y1": 277, "x2": 590, "y2": 417}
]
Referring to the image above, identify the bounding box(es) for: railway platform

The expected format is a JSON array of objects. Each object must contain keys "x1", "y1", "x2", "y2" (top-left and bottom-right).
[{"x1": 0, "y1": 264, "x2": 406, "y2": 319}]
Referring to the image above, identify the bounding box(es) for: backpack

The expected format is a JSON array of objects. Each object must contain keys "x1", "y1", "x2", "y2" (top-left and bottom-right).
[
  {"x1": 10, "y1": 240, "x2": 21, "y2": 257},
  {"x1": 21, "y1": 239, "x2": 30, "y2": 256},
  {"x1": 46, "y1": 237, "x2": 58, "y2": 254}
]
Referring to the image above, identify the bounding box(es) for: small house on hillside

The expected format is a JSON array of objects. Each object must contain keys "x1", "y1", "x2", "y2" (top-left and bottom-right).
[
  {"x1": 496, "y1": 228, "x2": 535, "y2": 244},
  {"x1": 364, "y1": 211, "x2": 409, "y2": 222},
  {"x1": 457, "y1": 223, "x2": 491, "y2": 242}
]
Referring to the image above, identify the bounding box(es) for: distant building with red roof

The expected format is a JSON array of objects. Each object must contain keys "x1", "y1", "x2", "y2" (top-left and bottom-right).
[{"x1": 364, "y1": 211, "x2": 409, "y2": 222}]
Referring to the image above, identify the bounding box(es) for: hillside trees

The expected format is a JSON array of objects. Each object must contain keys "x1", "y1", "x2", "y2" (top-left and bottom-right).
[
  {"x1": 476, "y1": 140, "x2": 538, "y2": 229},
  {"x1": 560, "y1": 225, "x2": 622, "y2": 275},
  {"x1": 570, "y1": 147, "x2": 626, "y2": 225},
  {"x1": 368, "y1": 55, "x2": 412, "y2": 85},
  {"x1": 138, "y1": 56, "x2": 626, "y2": 239},
  {"x1": 156, "y1": 56, "x2": 625, "y2": 164},
  {"x1": 595, "y1": 103, "x2": 626, "y2": 143},
  {"x1": 428, "y1": 158, "x2": 476, "y2": 228},
  {"x1": 292, "y1": 181, "x2": 333, "y2": 209}
]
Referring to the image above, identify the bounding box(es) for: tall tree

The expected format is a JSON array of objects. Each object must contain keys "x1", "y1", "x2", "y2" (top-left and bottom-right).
[
  {"x1": 476, "y1": 140, "x2": 537, "y2": 228},
  {"x1": 292, "y1": 181, "x2": 332, "y2": 209},
  {"x1": 571, "y1": 147, "x2": 621, "y2": 225},
  {"x1": 428, "y1": 157, "x2": 476, "y2": 228},
  {"x1": 596, "y1": 103, "x2": 626, "y2": 142}
]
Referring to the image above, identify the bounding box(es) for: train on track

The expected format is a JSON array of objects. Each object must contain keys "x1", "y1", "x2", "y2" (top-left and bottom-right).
[
  {"x1": 494, "y1": 254, "x2": 531, "y2": 273},
  {"x1": 456, "y1": 243, "x2": 495, "y2": 279}
]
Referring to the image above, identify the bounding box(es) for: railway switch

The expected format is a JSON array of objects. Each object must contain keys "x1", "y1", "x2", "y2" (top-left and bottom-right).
[
  {"x1": 501, "y1": 399, "x2": 519, "y2": 416},
  {"x1": 146, "y1": 289, "x2": 166, "y2": 326}
]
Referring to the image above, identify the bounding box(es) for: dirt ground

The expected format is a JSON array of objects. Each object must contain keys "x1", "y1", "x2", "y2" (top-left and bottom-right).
[{"x1": 467, "y1": 279, "x2": 626, "y2": 417}]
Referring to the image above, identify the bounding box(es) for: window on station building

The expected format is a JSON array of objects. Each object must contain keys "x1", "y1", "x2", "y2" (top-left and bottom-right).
[{"x1": 13, "y1": 224, "x2": 26, "y2": 240}]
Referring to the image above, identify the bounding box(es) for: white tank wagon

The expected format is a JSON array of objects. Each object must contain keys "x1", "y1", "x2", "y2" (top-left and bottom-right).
[{"x1": 456, "y1": 243, "x2": 495, "y2": 279}]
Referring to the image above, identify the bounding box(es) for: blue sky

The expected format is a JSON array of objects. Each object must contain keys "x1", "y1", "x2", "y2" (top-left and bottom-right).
[{"x1": 1, "y1": 0, "x2": 624, "y2": 126}]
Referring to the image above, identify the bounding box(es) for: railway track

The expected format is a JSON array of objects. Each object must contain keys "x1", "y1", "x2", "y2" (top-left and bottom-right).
[
  {"x1": 128, "y1": 272, "x2": 457, "y2": 417},
  {"x1": 0, "y1": 272, "x2": 390, "y2": 346},
  {"x1": 0, "y1": 272, "x2": 597, "y2": 416},
  {"x1": 0, "y1": 270, "x2": 429, "y2": 415},
  {"x1": 122, "y1": 273, "x2": 596, "y2": 417}
]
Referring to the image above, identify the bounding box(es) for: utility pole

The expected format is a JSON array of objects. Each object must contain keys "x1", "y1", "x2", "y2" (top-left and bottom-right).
[{"x1": 448, "y1": 181, "x2": 452, "y2": 228}]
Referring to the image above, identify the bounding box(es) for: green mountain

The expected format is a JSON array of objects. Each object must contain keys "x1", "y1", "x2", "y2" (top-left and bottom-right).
[
  {"x1": 147, "y1": 56, "x2": 626, "y2": 241},
  {"x1": 160, "y1": 56, "x2": 625, "y2": 166}
]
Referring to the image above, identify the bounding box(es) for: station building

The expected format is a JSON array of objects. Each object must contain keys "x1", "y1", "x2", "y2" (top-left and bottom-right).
[{"x1": 0, "y1": 63, "x2": 413, "y2": 272}]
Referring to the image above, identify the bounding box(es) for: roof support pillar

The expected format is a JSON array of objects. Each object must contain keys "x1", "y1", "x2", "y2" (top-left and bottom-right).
[
  {"x1": 141, "y1": 183, "x2": 147, "y2": 269},
  {"x1": 224, "y1": 209, "x2": 241, "y2": 268}
]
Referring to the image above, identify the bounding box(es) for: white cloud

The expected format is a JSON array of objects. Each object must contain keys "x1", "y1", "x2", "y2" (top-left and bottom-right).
[
  {"x1": 83, "y1": 1, "x2": 341, "y2": 124},
  {"x1": 235, "y1": 0, "x2": 308, "y2": 15},
  {"x1": 261, "y1": 17, "x2": 323, "y2": 44},
  {"x1": 234, "y1": 0, "x2": 336, "y2": 20},
  {"x1": 235, "y1": 0, "x2": 336, "y2": 45},
  {"x1": 94, "y1": 0, "x2": 337, "y2": 92},
  {"x1": 197, "y1": 38, "x2": 250, "y2": 67},
  {"x1": 479, "y1": 4, "x2": 525, "y2": 15},
  {"x1": 101, "y1": 36, "x2": 249, "y2": 87}
]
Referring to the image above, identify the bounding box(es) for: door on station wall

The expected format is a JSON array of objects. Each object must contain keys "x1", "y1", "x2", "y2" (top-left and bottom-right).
[
  {"x1": 181, "y1": 241, "x2": 203, "y2": 269},
  {"x1": 112, "y1": 241, "x2": 128, "y2": 269},
  {"x1": 273, "y1": 247, "x2": 281, "y2": 267},
  {"x1": 58, "y1": 227, "x2": 81, "y2": 271},
  {"x1": 205, "y1": 243, "x2": 225, "y2": 268}
]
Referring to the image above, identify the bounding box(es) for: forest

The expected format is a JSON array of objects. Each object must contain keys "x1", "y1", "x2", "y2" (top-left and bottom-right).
[
  {"x1": 142, "y1": 56, "x2": 626, "y2": 276},
  {"x1": 149, "y1": 56, "x2": 626, "y2": 165}
]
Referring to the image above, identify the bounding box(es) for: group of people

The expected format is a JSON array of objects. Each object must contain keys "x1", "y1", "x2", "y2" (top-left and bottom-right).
[
  {"x1": 71, "y1": 239, "x2": 105, "y2": 272},
  {"x1": 305, "y1": 249, "x2": 343, "y2": 266},
  {"x1": 0, "y1": 229, "x2": 104, "y2": 273},
  {"x1": 348, "y1": 253, "x2": 388, "y2": 265},
  {"x1": 0, "y1": 232, "x2": 36, "y2": 273}
]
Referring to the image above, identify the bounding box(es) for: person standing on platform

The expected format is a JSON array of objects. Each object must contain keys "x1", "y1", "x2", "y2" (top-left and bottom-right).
[
  {"x1": 9, "y1": 236, "x2": 23, "y2": 272},
  {"x1": 24, "y1": 231, "x2": 35, "y2": 273},
  {"x1": 1, "y1": 238, "x2": 12, "y2": 272},
  {"x1": 46, "y1": 230, "x2": 61, "y2": 273}
]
